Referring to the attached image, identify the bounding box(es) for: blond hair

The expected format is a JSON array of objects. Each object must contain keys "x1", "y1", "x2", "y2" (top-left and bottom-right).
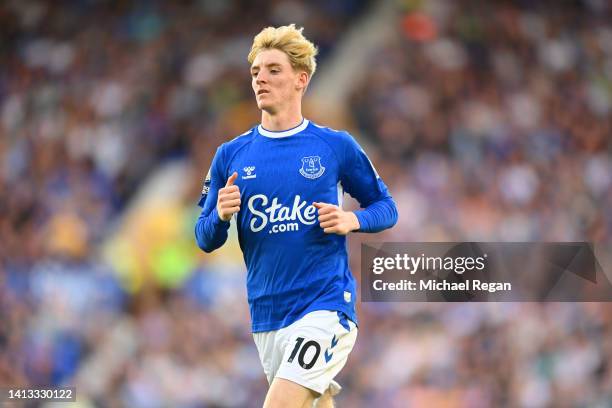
[{"x1": 248, "y1": 24, "x2": 318, "y2": 77}]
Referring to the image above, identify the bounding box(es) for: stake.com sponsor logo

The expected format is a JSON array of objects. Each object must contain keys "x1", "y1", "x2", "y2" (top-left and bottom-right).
[{"x1": 247, "y1": 194, "x2": 317, "y2": 234}]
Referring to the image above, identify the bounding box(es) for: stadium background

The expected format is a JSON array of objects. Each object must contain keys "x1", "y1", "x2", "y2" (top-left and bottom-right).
[{"x1": 1, "y1": 0, "x2": 612, "y2": 406}]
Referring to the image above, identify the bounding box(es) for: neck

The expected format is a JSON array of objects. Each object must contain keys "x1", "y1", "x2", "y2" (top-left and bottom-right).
[{"x1": 261, "y1": 104, "x2": 303, "y2": 131}]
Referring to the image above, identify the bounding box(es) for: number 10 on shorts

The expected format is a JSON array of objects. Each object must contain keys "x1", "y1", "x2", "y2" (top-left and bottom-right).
[{"x1": 287, "y1": 337, "x2": 321, "y2": 369}]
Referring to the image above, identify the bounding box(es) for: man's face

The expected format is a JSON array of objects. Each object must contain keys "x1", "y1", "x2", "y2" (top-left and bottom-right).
[{"x1": 251, "y1": 49, "x2": 307, "y2": 114}]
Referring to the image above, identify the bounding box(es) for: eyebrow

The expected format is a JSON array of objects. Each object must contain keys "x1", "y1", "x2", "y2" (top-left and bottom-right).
[{"x1": 250, "y1": 63, "x2": 282, "y2": 71}]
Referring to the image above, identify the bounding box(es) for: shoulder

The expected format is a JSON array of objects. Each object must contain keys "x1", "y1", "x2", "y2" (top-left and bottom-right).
[
  {"x1": 218, "y1": 126, "x2": 256, "y2": 157},
  {"x1": 308, "y1": 122, "x2": 363, "y2": 159},
  {"x1": 308, "y1": 121, "x2": 357, "y2": 148}
]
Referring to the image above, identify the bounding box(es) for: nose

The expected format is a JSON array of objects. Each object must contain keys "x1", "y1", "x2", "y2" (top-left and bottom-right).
[{"x1": 255, "y1": 72, "x2": 267, "y2": 84}]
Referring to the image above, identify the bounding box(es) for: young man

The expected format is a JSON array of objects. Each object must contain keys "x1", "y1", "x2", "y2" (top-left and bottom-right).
[{"x1": 195, "y1": 25, "x2": 397, "y2": 408}]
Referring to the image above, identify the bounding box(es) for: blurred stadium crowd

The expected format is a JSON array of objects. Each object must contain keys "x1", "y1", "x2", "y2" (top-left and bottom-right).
[{"x1": 1, "y1": 0, "x2": 611, "y2": 406}]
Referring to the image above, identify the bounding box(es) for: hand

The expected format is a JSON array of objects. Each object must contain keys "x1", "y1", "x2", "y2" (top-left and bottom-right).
[
  {"x1": 313, "y1": 202, "x2": 360, "y2": 235},
  {"x1": 217, "y1": 172, "x2": 241, "y2": 222}
]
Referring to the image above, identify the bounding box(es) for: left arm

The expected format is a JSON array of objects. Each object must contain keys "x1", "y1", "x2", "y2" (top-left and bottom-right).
[
  {"x1": 353, "y1": 196, "x2": 398, "y2": 233},
  {"x1": 315, "y1": 133, "x2": 398, "y2": 235}
]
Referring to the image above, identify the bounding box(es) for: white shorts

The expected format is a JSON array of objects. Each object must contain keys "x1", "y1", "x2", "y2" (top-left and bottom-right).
[{"x1": 253, "y1": 310, "x2": 358, "y2": 396}]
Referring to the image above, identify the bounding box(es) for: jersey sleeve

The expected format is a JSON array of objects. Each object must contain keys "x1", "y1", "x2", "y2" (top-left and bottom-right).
[
  {"x1": 194, "y1": 145, "x2": 231, "y2": 252},
  {"x1": 339, "y1": 133, "x2": 398, "y2": 233}
]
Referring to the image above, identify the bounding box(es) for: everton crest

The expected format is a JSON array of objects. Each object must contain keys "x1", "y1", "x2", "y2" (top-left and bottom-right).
[{"x1": 299, "y1": 156, "x2": 325, "y2": 179}]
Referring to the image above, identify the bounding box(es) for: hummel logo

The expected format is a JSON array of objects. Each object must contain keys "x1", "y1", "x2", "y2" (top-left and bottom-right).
[
  {"x1": 242, "y1": 166, "x2": 256, "y2": 180},
  {"x1": 324, "y1": 335, "x2": 339, "y2": 363}
]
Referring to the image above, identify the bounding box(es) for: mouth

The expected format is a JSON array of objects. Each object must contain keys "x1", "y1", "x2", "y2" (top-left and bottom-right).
[{"x1": 257, "y1": 90, "x2": 269, "y2": 96}]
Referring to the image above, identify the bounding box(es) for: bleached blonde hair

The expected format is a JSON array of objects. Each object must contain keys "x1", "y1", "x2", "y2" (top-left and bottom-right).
[{"x1": 248, "y1": 24, "x2": 318, "y2": 77}]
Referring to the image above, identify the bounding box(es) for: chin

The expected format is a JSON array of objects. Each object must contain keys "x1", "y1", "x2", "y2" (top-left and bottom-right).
[
  {"x1": 257, "y1": 95, "x2": 276, "y2": 110},
  {"x1": 258, "y1": 102, "x2": 276, "y2": 113}
]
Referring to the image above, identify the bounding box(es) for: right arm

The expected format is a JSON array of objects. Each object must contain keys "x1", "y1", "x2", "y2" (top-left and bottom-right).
[{"x1": 194, "y1": 146, "x2": 240, "y2": 253}]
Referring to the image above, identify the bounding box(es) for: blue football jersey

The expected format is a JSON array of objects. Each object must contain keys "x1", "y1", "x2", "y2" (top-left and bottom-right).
[{"x1": 195, "y1": 119, "x2": 397, "y2": 332}]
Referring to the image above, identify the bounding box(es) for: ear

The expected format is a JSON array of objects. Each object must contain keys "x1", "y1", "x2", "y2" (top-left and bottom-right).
[{"x1": 296, "y1": 71, "x2": 309, "y2": 92}]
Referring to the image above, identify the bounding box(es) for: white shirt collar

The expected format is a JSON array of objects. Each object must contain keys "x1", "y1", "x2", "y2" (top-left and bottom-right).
[{"x1": 258, "y1": 119, "x2": 309, "y2": 138}]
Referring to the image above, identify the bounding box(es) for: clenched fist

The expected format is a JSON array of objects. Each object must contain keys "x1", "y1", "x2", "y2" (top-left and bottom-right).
[
  {"x1": 313, "y1": 202, "x2": 360, "y2": 235},
  {"x1": 217, "y1": 172, "x2": 241, "y2": 222}
]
